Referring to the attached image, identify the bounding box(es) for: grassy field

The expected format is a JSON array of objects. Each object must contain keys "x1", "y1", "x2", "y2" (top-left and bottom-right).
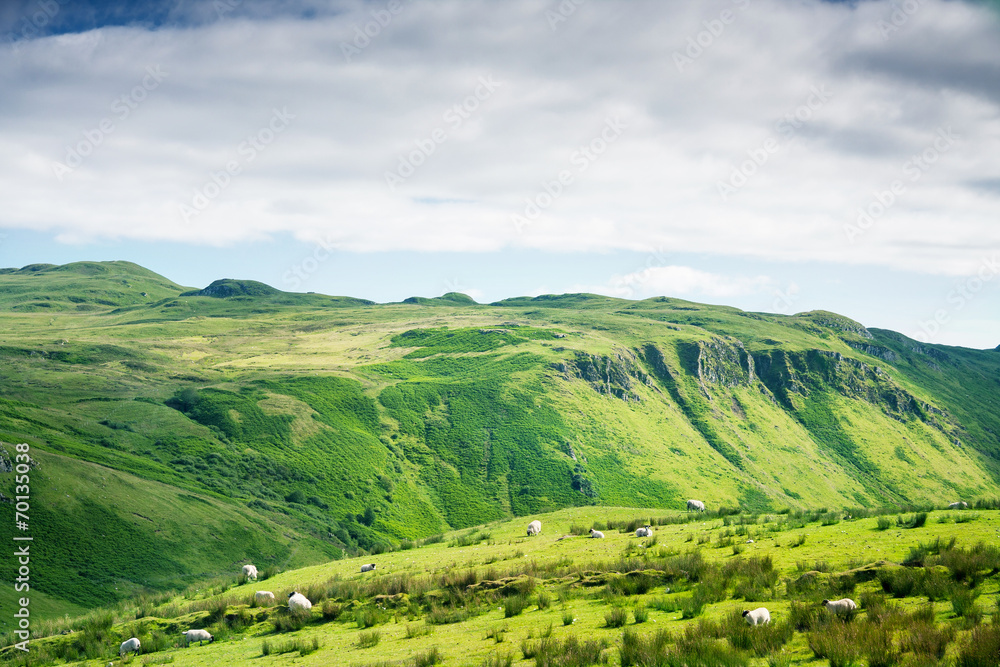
[
  {"x1": 3, "y1": 505, "x2": 1000, "y2": 666},
  {"x1": 0, "y1": 261, "x2": 998, "y2": 622}
]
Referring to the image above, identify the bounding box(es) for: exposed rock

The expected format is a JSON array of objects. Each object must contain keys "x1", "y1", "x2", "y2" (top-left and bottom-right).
[
  {"x1": 846, "y1": 342, "x2": 898, "y2": 363},
  {"x1": 554, "y1": 349, "x2": 652, "y2": 402}
]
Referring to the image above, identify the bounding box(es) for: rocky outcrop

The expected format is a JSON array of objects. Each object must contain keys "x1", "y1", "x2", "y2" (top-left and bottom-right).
[
  {"x1": 555, "y1": 349, "x2": 653, "y2": 402},
  {"x1": 846, "y1": 342, "x2": 898, "y2": 363}
]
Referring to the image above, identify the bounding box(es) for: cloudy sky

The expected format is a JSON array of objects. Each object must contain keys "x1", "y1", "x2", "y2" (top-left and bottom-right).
[{"x1": 2, "y1": 0, "x2": 998, "y2": 348}]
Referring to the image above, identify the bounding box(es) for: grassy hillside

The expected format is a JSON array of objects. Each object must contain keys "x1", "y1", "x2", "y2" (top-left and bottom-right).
[
  {"x1": 3, "y1": 505, "x2": 1000, "y2": 666},
  {"x1": 0, "y1": 262, "x2": 998, "y2": 620}
]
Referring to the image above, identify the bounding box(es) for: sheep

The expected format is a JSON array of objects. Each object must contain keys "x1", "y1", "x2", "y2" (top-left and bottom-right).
[
  {"x1": 526, "y1": 520, "x2": 542, "y2": 536},
  {"x1": 948, "y1": 501, "x2": 969, "y2": 509},
  {"x1": 182, "y1": 629, "x2": 214, "y2": 646},
  {"x1": 589, "y1": 528, "x2": 605, "y2": 539},
  {"x1": 288, "y1": 591, "x2": 313, "y2": 612},
  {"x1": 635, "y1": 525, "x2": 653, "y2": 537},
  {"x1": 242, "y1": 564, "x2": 258, "y2": 580},
  {"x1": 821, "y1": 598, "x2": 857, "y2": 614},
  {"x1": 119, "y1": 637, "x2": 141, "y2": 656},
  {"x1": 361, "y1": 563, "x2": 377, "y2": 573},
  {"x1": 742, "y1": 608, "x2": 771, "y2": 626},
  {"x1": 254, "y1": 591, "x2": 275, "y2": 604},
  {"x1": 687, "y1": 499, "x2": 706, "y2": 512}
]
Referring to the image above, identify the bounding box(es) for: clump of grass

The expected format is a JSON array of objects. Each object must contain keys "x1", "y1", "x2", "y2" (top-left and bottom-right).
[
  {"x1": 876, "y1": 516, "x2": 893, "y2": 531},
  {"x1": 605, "y1": 606, "x2": 629, "y2": 628},
  {"x1": 412, "y1": 646, "x2": 442, "y2": 666},
  {"x1": 897, "y1": 512, "x2": 928, "y2": 529},
  {"x1": 504, "y1": 593, "x2": 529, "y2": 618},
  {"x1": 322, "y1": 600, "x2": 342, "y2": 621},
  {"x1": 633, "y1": 604, "x2": 648, "y2": 624},
  {"x1": 482, "y1": 652, "x2": 514, "y2": 667},
  {"x1": 903, "y1": 619, "x2": 955, "y2": 661},
  {"x1": 537, "y1": 591, "x2": 551, "y2": 610},
  {"x1": 426, "y1": 605, "x2": 470, "y2": 625},
  {"x1": 407, "y1": 623, "x2": 434, "y2": 638},
  {"x1": 261, "y1": 636, "x2": 319, "y2": 656},
  {"x1": 355, "y1": 606, "x2": 387, "y2": 628},
  {"x1": 272, "y1": 607, "x2": 311, "y2": 633},
  {"x1": 563, "y1": 610, "x2": 575, "y2": 626},
  {"x1": 951, "y1": 587, "x2": 981, "y2": 619},
  {"x1": 957, "y1": 622, "x2": 1000, "y2": 666},
  {"x1": 790, "y1": 534, "x2": 807, "y2": 548},
  {"x1": 356, "y1": 630, "x2": 381, "y2": 648},
  {"x1": 808, "y1": 621, "x2": 863, "y2": 667}
]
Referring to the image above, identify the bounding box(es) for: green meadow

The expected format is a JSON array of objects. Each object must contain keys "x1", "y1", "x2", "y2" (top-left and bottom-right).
[{"x1": 3, "y1": 505, "x2": 1000, "y2": 666}]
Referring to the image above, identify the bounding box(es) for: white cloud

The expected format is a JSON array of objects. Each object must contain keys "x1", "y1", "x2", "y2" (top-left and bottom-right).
[
  {"x1": 1, "y1": 0, "x2": 999, "y2": 277},
  {"x1": 591, "y1": 265, "x2": 776, "y2": 301}
]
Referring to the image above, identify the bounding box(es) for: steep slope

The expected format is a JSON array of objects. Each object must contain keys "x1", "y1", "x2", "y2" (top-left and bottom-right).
[{"x1": 0, "y1": 262, "x2": 997, "y2": 616}]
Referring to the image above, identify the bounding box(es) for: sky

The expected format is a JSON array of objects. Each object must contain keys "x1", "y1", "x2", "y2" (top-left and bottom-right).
[{"x1": 1, "y1": 0, "x2": 998, "y2": 349}]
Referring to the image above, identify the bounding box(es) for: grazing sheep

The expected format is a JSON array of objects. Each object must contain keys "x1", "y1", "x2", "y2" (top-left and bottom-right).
[
  {"x1": 119, "y1": 637, "x2": 141, "y2": 656},
  {"x1": 742, "y1": 608, "x2": 771, "y2": 626},
  {"x1": 589, "y1": 528, "x2": 605, "y2": 539},
  {"x1": 182, "y1": 629, "x2": 214, "y2": 646},
  {"x1": 242, "y1": 564, "x2": 258, "y2": 580},
  {"x1": 288, "y1": 591, "x2": 313, "y2": 612},
  {"x1": 255, "y1": 591, "x2": 275, "y2": 604},
  {"x1": 635, "y1": 525, "x2": 653, "y2": 537},
  {"x1": 687, "y1": 499, "x2": 706, "y2": 512},
  {"x1": 948, "y1": 501, "x2": 969, "y2": 509},
  {"x1": 821, "y1": 598, "x2": 857, "y2": 614},
  {"x1": 361, "y1": 563, "x2": 377, "y2": 573},
  {"x1": 526, "y1": 520, "x2": 542, "y2": 536}
]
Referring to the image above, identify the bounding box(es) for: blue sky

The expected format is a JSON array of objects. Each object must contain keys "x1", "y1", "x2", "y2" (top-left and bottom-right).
[{"x1": 2, "y1": 0, "x2": 998, "y2": 348}]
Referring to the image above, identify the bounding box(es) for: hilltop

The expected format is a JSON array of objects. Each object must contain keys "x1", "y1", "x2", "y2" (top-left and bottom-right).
[{"x1": 0, "y1": 261, "x2": 998, "y2": 618}]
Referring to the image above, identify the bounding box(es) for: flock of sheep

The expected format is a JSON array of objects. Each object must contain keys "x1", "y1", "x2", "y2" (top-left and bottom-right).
[{"x1": 113, "y1": 497, "x2": 966, "y2": 659}]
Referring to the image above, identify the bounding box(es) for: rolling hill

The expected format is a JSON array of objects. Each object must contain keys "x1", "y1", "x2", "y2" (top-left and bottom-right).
[{"x1": 0, "y1": 261, "x2": 998, "y2": 617}]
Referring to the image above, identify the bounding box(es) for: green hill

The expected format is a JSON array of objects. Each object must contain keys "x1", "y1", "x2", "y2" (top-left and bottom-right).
[{"x1": 0, "y1": 261, "x2": 997, "y2": 619}]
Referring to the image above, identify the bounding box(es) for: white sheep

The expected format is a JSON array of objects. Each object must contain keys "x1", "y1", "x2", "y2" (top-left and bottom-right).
[
  {"x1": 526, "y1": 520, "x2": 542, "y2": 536},
  {"x1": 254, "y1": 591, "x2": 275, "y2": 604},
  {"x1": 119, "y1": 637, "x2": 141, "y2": 656},
  {"x1": 182, "y1": 629, "x2": 214, "y2": 646},
  {"x1": 288, "y1": 591, "x2": 313, "y2": 612},
  {"x1": 687, "y1": 499, "x2": 706, "y2": 512},
  {"x1": 821, "y1": 598, "x2": 857, "y2": 614},
  {"x1": 242, "y1": 564, "x2": 258, "y2": 580},
  {"x1": 742, "y1": 607, "x2": 771, "y2": 626},
  {"x1": 589, "y1": 528, "x2": 605, "y2": 539},
  {"x1": 948, "y1": 501, "x2": 969, "y2": 509},
  {"x1": 361, "y1": 563, "x2": 377, "y2": 573},
  {"x1": 635, "y1": 525, "x2": 653, "y2": 537}
]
